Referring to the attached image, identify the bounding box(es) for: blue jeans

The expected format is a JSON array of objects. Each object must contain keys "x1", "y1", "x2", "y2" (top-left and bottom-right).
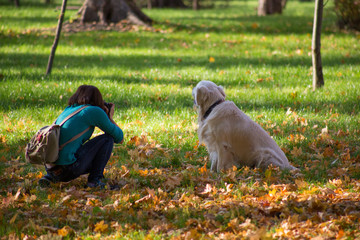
[{"x1": 45, "y1": 134, "x2": 114, "y2": 184}]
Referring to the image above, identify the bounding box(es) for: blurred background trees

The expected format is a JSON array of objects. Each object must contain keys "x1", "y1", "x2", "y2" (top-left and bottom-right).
[
  {"x1": 9, "y1": 0, "x2": 360, "y2": 31},
  {"x1": 334, "y1": 0, "x2": 360, "y2": 31}
]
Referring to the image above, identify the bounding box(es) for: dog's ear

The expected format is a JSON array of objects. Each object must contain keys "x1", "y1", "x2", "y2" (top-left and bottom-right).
[
  {"x1": 196, "y1": 86, "x2": 208, "y2": 106},
  {"x1": 217, "y1": 86, "x2": 226, "y2": 98}
]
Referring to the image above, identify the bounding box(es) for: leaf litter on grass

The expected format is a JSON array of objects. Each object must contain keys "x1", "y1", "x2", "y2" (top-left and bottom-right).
[
  {"x1": 1, "y1": 1, "x2": 360, "y2": 238},
  {"x1": 1, "y1": 129, "x2": 360, "y2": 239}
]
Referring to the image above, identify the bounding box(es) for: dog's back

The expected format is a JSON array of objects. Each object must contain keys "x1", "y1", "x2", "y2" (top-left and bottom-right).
[{"x1": 200, "y1": 100, "x2": 295, "y2": 170}]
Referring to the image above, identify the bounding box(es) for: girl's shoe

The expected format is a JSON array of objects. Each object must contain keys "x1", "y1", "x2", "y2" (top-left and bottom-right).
[
  {"x1": 38, "y1": 175, "x2": 56, "y2": 187},
  {"x1": 87, "y1": 180, "x2": 106, "y2": 189}
]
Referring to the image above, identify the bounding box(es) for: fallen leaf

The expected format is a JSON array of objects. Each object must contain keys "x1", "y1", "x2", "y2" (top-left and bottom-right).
[
  {"x1": 251, "y1": 23, "x2": 259, "y2": 29},
  {"x1": 94, "y1": 220, "x2": 108, "y2": 233},
  {"x1": 291, "y1": 147, "x2": 302, "y2": 157}
]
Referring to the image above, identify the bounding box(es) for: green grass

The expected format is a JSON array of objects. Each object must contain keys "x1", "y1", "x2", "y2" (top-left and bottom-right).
[{"x1": 1, "y1": 0, "x2": 360, "y2": 238}]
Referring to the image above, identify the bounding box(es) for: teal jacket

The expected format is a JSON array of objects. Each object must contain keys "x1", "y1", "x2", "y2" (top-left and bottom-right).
[{"x1": 55, "y1": 104, "x2": 123, "y2": 165}]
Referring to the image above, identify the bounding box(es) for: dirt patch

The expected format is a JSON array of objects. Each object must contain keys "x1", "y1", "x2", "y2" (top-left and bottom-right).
[
  {"x1": 36, "y1": 19, "x2": 156, "y2": 35},
  {"x1": 61, "y1": 19, "x2": 150, "y2": 33}
]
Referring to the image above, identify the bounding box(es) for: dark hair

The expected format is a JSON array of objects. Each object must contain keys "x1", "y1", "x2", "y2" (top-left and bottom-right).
[{"x1": 68, "y1": 85, "x2": 105, "y2": 110}]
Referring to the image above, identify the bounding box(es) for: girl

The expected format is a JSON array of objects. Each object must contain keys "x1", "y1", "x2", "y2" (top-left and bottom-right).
[{"x1": 39, "y1": 85, "x2": 124, "y2": 189}]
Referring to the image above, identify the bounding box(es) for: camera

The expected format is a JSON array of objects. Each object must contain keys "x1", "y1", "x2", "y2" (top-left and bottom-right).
[
  {"x1": 104, "y1": 102, "x2": 112, "y2": 117},
  {"x1": 104, "y1": 101, "x2": 112, "y2": 110}
]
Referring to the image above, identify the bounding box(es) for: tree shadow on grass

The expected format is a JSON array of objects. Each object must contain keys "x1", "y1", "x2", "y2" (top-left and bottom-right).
[
  {"x1": 1, "y1": 73, "x2": 358, "y2": 117},
  {"x1": 163, "y1": 15, "x2": 317, "y2": 35},
  {"x1": 1, "y1": 52, "x2": 359, "y2": 75},
  {"x1": 0, "y1": 0, "x2": 65, "y2": 7}
]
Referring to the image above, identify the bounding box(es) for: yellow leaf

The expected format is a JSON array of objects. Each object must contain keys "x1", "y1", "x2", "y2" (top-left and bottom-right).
[
  {"x1": 290, "y1": 91, "x2": 298, "y2": 99},
  {"x1": 58, "y1": 226, "x2": 72, "y2": 237},
  {"x1": 139, "y1": 169, "x2": 149, "y2": 176},
  {"x1": 268, "y1": 188, "x2": 276, "y2": 197},
  {"x1": 265, "y1": 168, "x2": 272, "y2": 179},
  {"x1": 293, "y1": 206, "x2": 303, "y2": 213},
  {"x1": 209, "y1": 57, "x2": 215, "y2": 63},
  {"x1": 94, "y1": 220, "x2": 108, "y2": 233}
]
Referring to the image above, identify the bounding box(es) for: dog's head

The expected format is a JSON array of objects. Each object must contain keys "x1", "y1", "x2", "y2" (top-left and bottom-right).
[{"x1": 192, "y1": 80, "x2": 226, "y2": 111}]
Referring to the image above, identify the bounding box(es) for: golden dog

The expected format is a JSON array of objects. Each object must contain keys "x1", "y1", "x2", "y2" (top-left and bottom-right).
[{"x1": 193, "y1": 80, "x2": 297, "y2": 172}]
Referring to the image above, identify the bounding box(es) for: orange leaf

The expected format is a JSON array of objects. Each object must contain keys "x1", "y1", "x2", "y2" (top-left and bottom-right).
[
  {"x1": 164, "y1": 175, "x2": 182, "y2": 189},
  {"x1": 251, "y1": 23, "x2": 259, "y2": 29},
  {"x1": 323, "y1": 147, "x2": 334, "y2": 158},
  {"x1": 185, "y1": 151, "x2": 193, "y2": 159},
  {"x1": 198, "y1": 163, "x2": 208, "y2": 175},
  {"x1": 291, "y1": 147, "x2": 302, "y2": 157},
  {"x1": 336, "y1": 229, "x2": 345, "y2": 239}
]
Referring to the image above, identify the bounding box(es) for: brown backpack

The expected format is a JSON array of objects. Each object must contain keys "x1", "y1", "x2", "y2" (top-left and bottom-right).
[{"x1": 25, "y1": 106, "x2": 89, "y2": 165}]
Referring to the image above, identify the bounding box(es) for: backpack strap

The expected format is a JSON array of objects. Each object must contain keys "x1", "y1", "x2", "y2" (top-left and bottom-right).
[
  {"x1": 57, "y1": 105, "x2": 89, "y2": 126},
  {"x1": 59, "y1": 126, "x2": 90, "y2": 150},
  {"x1": 56, "y1": 105, "x2": 90, "y2": 150}
]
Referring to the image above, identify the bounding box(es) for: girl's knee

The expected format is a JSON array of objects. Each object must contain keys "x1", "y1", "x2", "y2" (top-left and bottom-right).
[{"x1": 104, "y1": 134, "x2": 114, "y2": 144}]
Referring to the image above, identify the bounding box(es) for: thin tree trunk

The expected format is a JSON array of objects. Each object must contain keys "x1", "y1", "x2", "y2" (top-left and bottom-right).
[
  {"x1": 258, "y1": 0, "x2": 283, "y2": 16},
  {"x1": 193, "y1": 0, "x2": 199, "y2": 10},
  {"x1": 14, "y1": 0, "x2": 20, "y2": 7},
  {"x1": 312, "y1": 0, "x2": 324, "y2": 90},
  {"x1": 46, "y1": 0, "x2": 67, "y2": 75}
]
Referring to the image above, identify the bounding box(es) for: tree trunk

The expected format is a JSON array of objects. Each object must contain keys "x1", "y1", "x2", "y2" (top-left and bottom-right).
[
  {"x1": 14, "y1": 0, "x2": 20, "y2": 7},
  {"x1": 258, "y1": 0, "x2": 284, "y2": 16},
  {"x1": 150, "y1": 0, "x2": 186, "y2": 8},
  {"x1": 46, "y1": 0, "x2": 67, "y2": 75},
  {"x1": 147, "y1": 0, "x2": 152, "y2": 9},
  {"x1": 79, "y1": 0, "x2": 152, "y2": 26},
  {"x1": 312, "y1": 0, "x2": 324, "y2": 90},
  {"x1": 193, "y1": 0, "x2": 199, "y2": 10}
]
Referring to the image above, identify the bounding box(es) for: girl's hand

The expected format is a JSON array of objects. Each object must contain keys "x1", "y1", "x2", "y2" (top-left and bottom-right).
[{"x1": 107, "y1": 103, "x2": 115, "y2": 119}]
